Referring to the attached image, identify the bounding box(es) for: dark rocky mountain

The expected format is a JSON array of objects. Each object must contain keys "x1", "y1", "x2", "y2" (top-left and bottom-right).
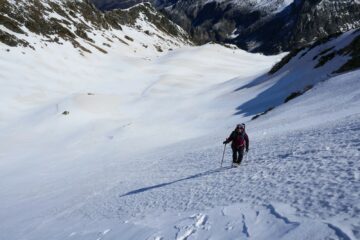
[{"x1": 91, "y1": 0, "x2": 360, "y2": 54}]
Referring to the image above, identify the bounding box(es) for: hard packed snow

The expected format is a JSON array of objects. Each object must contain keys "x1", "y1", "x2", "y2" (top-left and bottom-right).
[{"x1": 0, "y1": 29, "x2": 360, "y2": 239}]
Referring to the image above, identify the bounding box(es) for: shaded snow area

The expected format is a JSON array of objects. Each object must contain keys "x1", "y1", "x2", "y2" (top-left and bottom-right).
[
  {"x1": 201, "y1": 0, "x2": 294, "y2": 13},
  {"x1": 1, "y1": 32, "x2": 360, "y2": 239}
]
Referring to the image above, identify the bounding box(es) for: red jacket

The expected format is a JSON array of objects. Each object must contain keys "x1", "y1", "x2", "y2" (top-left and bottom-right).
[{"x1": 225, "y1": 130, "x2": 249, "y2": 150}]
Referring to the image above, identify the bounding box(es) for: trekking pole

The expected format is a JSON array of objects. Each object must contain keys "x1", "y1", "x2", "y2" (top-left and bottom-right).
[{"x1": 221, "y1": 144, "x2": 227, "y2": 167}]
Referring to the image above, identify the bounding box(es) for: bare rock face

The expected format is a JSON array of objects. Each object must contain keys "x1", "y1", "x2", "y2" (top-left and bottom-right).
[
  {"x1": 289, "y1": 0, "x2": 360, "y2": 47},
  {"x1": 91, "y1": 0, "x2": 360, "y2": 54}
]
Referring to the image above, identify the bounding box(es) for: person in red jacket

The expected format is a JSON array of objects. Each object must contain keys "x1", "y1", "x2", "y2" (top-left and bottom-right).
[{"x1": 223, "y1": 124, "x2": 249, "y2": 165}]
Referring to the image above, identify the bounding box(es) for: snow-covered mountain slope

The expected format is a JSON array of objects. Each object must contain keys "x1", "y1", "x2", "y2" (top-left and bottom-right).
[
  {"x1": 1, "y1": 4, "x2": 360, "y2": 239},
  {"x1": 93, "y1": 0, "x2": 148, "y2": 9},
  {"x1": 0, "y1": 38, "x2": 283, "y2": 238},
  {"x1": 94, "y1": 0, "x2": 360, "y2": 54},
  {"x1": 0, "y1": 0, "x2": 191, "y2": 55},
  {"x1": 96, "y1": 0, "x2": 294, "y2": 13},
  {"x1": 229, "y1": 28, "x2": 360, "y2": 118}
]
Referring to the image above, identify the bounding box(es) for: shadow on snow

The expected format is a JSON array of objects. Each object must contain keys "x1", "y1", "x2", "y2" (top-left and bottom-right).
[{"x1": 119, "y1": 166, "x2": 232, "y2": 198}]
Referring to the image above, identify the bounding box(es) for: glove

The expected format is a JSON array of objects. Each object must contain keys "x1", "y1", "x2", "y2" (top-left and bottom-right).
[{"x1": 223, "y1": 141, "x2": 227, "y2": 144}]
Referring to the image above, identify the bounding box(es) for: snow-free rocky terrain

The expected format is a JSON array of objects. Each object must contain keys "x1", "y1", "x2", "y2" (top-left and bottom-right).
[{"x1": 1, "y1": 1, "x2": 360, "y2": 239}]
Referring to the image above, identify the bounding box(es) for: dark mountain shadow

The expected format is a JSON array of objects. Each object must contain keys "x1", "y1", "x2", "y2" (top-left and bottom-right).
[
  {"x1": 119, "y1": 166, "x2": 231, "y2": 197},
  {"x1": 234, "y1": 74, "x2": 270, "y2": 92},
  {"x1": 233, "y1": 65, "x2": 317, "y2": 116},
  {"x1": 92, "y1": 0, "x2": 147, "y2": 10},
  {"x1": 233, "y1": 2, "x2": 297, "y2": 55},
  {"x1": 234, "y1": 72, "x2": 296, "y2": 117}
]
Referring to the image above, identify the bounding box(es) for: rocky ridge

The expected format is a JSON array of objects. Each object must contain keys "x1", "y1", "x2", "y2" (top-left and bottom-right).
[
  {"x1": 0, "y1": 0, "x2": 191, "y2": 54},
  {"x1": 91, "y1": 0, "x2": 360, "y2": 54}
]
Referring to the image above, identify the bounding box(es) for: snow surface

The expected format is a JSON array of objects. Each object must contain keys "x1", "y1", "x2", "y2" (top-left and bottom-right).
[{"x1": 1, "y1": 29, "x2": 360, "y2": 239}]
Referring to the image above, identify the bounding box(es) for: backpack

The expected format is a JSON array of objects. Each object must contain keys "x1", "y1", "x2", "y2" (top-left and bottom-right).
[{"x1": 232, "y1": 131, "x2": 246, "y2": 148}]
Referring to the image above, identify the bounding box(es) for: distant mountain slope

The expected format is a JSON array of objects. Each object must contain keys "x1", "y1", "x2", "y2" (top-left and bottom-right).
[
  {"x1": 232, "y1": 28, "x2": 360, "y2": 118},
  {"x1": 92, "y1": 0, "x2": 360, "y2": 54},
  {"x1": 92, "y1": 0, "x2": 147, "y2": 9},
  {"x1": 0, "y1": 0, "x2": 191, "y2": 55}
]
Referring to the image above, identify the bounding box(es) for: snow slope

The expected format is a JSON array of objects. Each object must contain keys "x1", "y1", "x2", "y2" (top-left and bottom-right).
[
  {"x1": 28, "y1": 69, "x2": 358, "y2": 240},
  {"x1": 1, "y1": 22, "x2": 360, "y2": 240},
  {"x1": 0, "y1": 0, "x2": 190, "y2": 56}
]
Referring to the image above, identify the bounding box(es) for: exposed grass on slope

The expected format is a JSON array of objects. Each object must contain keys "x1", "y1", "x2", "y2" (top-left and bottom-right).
[{"x1": 0, "y1": 29, "x2": 31, "y2": 48}]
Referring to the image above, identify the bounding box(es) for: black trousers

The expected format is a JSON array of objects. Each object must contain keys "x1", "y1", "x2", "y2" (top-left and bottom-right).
[{"x1": 232, "y1": 146, "x2": 244, "y2": 164}]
